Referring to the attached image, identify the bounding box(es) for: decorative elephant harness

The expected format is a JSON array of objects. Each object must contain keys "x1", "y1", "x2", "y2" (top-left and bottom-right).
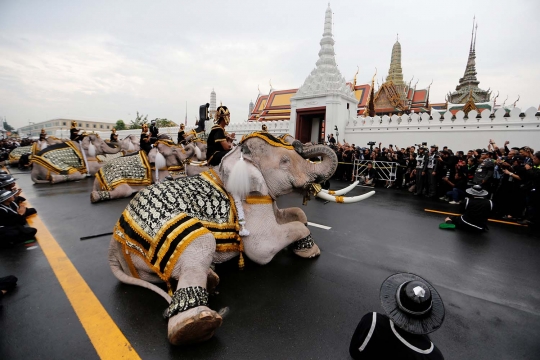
[
  {"x1": 31, "y1": 142, "x2": 87, "y2": 175},
  {"x1": 95, "y1": 151, "x2": 152, "y2": 192},
  {"x1": 113, "y1": 169, "x2": 244, "y2": 291}
]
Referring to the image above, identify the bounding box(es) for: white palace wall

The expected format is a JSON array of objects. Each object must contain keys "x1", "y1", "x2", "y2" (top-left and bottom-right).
[
  {"x1": 55, "y1": 106, "x2": 540, "y2": 152},
  {"x1": 344, "y1": 107, "x2": 540, "y2": 151}
]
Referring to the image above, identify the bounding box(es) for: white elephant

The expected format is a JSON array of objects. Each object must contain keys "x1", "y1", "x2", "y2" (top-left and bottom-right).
[
  {"x1": 108, "y1": 131, "x2": 373, "y2": 345},
  {"x1": 90, "y1": 141, "x2": 196, "y2": 202},
  {"x1": 31, "y1": 134, "x2": 122, "y2": 184}
]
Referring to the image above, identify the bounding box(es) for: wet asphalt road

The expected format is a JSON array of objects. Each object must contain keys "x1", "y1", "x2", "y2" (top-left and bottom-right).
[{"x1": 1, "y1": 170, "x2": 539, "y2": 360}]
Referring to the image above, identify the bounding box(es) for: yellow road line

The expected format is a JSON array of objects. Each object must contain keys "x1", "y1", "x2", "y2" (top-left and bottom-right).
[
  {"x1": 424, "y1": 209, "x2": 527, "y2": 227},
  {"x1": 25, "y1": 201, "x2": 141, "y2": 359}
]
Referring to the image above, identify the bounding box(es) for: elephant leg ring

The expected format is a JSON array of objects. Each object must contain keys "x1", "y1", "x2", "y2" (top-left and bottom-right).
[
  {"x1": 293, "y1": 234, "x2": 314, "y2": 250},
  {"x1": 164, "y1": 286, "x2": 209, "y2": 319},
  {"x1": 97, "y1": 191, "x2": 110, "y2": 201}
]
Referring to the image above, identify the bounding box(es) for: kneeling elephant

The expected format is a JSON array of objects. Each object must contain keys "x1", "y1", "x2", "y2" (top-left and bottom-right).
[{"x1": 109, "y1": 132, "x2": 374, "y2": 345}]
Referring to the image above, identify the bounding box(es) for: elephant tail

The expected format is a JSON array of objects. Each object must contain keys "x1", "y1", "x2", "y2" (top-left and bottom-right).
[{"x1": 108, "y1": 240, "x2": 172, "y2": 304}]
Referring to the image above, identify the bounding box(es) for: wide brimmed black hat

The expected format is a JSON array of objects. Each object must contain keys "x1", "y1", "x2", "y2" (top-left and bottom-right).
[
  {"x1": 0, "y1": 174, "x2": 17, "y2": 188},
  {"x1": 466, "y1": 185, "x2": 488, "y2": 197},
  {"x1": 0, "y1": 189, "x2": 18, "y2": 203},
  {"x1": 380, "y1": 273, "x2": 445, "y2": 334}
]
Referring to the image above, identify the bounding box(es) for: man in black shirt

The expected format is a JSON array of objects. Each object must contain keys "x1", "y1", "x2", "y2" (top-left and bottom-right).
[
  {"x1": 110, "y1": 128, "x2": 119, "y2": 143},
  {"x1": 149, "y1": 120, "x2": 159, "y2": 144},
  {"x1": 0, "y1": 189, "x2": 38, "y2": 247},
  {"x1": 206, "y1": 105, "x2": 234, "y2": 166},
  {"x1": 445, "y1": 185, "x2": 493, "y2": 232},
  {"x1": 39, "y1": 128, "x2": 47, "y2": 142},
  {"x1": 140, "y1": 124, "x2": 152, "y2": 154},
  {"x1": 177, "y1": 124, "x2": 186, "y2": 145},
  {"x1": 349, "y1": 273, "x2": 445, "y2": 359},
  {"x1": 69, "y1": 121, "x2": 85, "y2": 141}
]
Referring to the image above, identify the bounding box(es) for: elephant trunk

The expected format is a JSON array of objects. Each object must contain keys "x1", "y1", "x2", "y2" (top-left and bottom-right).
[{"x1": 300, "y1": 144, "x2": 338, "y2": 184}]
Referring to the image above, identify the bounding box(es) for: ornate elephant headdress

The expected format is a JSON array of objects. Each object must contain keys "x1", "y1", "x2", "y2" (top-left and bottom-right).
[{"x1": 240, "y1": 131, "x2": 294, "y2": 150}]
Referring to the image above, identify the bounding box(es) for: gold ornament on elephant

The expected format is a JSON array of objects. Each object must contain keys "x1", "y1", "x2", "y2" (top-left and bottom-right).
[{"x1": 302, "y1": 183, "x2": 322, "y2": 206}]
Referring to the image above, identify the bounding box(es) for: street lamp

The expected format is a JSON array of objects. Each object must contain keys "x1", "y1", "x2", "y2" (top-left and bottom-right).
[{"x1": 334, "y1": 125, "x2": 339, "y2": 144}]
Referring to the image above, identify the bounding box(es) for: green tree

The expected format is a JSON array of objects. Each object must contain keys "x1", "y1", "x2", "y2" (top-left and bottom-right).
[
  {"x1": 115, "y1": 119, "x2": 127, "y2": 130},
  {"x1": 130, "y1": 111, "x2": 148, "y2": 129},
  {"x1": 3, "y1": 120, "x2": 14, "y2": 131},
  {"x1": 154, "y1": 118, "x2": 177, "y2": 128}
]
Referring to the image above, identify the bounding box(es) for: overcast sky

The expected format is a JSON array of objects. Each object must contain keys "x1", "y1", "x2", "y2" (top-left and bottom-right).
[{"x1": 1, "y1": 0, "x2": 539, "y2": 129}]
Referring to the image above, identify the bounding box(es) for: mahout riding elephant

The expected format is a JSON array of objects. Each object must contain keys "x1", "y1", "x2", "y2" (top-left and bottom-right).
[
  {"x1": 90, "y1": 141, "x2": 196, "y2": 202},
  {"x1": 109, "y1": 132, "x2": 374, "y2": 345},
  {"x1": 31, "y1": 134, "x2": 122, "y2": 184}
]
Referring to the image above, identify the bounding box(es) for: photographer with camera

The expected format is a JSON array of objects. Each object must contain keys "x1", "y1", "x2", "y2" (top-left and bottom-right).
[
  {"x1": 414, "y1": 146, "x2": 428, "y2": 196},
  {"x1": 425, "y1": 145, "x2": 439, "y2": 199}
]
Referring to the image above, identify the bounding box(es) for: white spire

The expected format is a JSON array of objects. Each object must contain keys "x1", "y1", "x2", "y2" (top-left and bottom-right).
[
  {"x1": 210, "y1": 88, "x2": 217, "y2": 116},
  {"x1": 294, "y1": 4, "x2": 355, "y2": 100}
]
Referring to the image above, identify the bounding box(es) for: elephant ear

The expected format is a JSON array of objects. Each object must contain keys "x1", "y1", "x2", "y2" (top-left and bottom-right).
[{"x1": 221, "y1": 146, "x2": 267, "y2": 199}]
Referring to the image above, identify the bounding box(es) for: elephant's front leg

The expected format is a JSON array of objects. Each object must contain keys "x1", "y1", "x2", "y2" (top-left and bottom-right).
[
  {"x1": 273, "y1": 204, "x2": 308, "y2": 225},
  {"x1": 273, "y1": 205, "x2": 319, "y2": 259},
  {"x1": 90, "y1": 184, "x2": 136, "y2": 203},
  {"x1": 166, "y1": 232, "x2": 223, "y2": 345},
  {"x1": 50, "y1": 172, "x2": 86, "y2": 184}
]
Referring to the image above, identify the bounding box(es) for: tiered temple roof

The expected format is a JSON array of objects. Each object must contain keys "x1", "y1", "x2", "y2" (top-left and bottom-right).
[{"x1": 447, "y1": 18, "x2": 492, "y2": 114}]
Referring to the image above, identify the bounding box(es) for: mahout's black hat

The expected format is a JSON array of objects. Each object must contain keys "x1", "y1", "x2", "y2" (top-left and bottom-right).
[{"x1": 380, "y1": 273, "x2": 445, "y2": 334}]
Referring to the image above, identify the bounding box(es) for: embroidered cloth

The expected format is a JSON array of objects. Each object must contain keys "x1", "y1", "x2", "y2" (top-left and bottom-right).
[
  {"x1": 95, "y1": 151, "x2": 152, "y2": 191},
  {"x1": 8, "y1": 146, "x2": 33, "y2": 162},
  {"x1": 31, "y1": 142, "x2": 86, "y2": 175},
  {"x1": 96, "y1": 152, "x2": 125, "y2": 163},
  {"x1": 113, "y1": 169, "x2": 240, "y2": 282}
]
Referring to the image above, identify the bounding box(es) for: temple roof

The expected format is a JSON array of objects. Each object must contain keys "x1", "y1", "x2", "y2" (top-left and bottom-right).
[{"x1": 448, "y1": 18, "x2": 490, "y2": 104}]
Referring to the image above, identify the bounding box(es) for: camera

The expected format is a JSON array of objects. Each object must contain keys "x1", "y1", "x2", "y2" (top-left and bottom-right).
[{"x1": 367, "y1": 141, "x2": 376, "y2": 146}]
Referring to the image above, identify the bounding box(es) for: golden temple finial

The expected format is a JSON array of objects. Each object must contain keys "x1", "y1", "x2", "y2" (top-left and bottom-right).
[
  {"x1": 428, "y1": 79, "x2": 433, "y2": 89},
  {"x1": 350, "y1": 66, "x2": 359, "y2": 90},
  {"x1": 371, "y1": 68, "x2": 377, "y2": 84},
  {"x1": 258, "y1": 84, "x2": 261, "y2": 95},
  {"x1": 397, "y1": 33, "x2": 399, "y2": 42}
]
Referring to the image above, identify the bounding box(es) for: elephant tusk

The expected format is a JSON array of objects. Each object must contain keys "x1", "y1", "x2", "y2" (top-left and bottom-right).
[
  {"x1": 321, "y1": 181, "x2": 359, "y2": 195},
  {"x1": 316, "y1": 190, "x2": 375, "y2": 203}
]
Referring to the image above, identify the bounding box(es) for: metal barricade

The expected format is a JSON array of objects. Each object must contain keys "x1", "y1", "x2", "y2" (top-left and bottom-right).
[{"x1": 352, "y1": 160, "x2": 398, "y2": 184}]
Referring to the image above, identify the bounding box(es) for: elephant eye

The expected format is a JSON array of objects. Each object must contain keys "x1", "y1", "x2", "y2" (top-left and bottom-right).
[{"x1": 280, "y1": 155, "x2": 290, "y2": 165}]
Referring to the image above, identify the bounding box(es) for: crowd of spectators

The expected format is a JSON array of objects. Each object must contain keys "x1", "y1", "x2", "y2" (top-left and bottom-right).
[{"x1": 329, "y1": 137, "x2": 540, "y2": 228}]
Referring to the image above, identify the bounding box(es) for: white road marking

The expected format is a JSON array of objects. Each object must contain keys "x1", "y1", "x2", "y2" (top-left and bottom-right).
[
  {"x1": 26, "y1": 246, "x2": 39, "y2": 250},
  {"x1": 307, "y1": 222, "x2": 331, "y2": 230}
]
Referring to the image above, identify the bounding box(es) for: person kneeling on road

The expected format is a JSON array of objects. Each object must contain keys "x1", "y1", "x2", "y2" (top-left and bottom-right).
[
  {"x1": 0, "y1": 189, "x2": 38, "y2": 247},
  {"x1": 444, "y1": 185, "x2": 492, "y2": 232}
]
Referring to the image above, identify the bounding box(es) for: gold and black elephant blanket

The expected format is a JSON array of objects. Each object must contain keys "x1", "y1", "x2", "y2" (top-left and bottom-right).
[
  {"x1": 113, "y1": 169, "x2": 240, "y2": 284},
  {"x1": 31, "y1": 142, "x2": 87, "y2": 175},
  {"x1": 95, "y1": 151, "x2": 152, "y2": 191},
  {"x1": 8, "y1": 145, "x2": 33, "y2": 163}
]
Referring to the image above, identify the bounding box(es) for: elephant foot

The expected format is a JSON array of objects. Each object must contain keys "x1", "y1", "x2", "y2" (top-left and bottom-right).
[
  {"x1": 168, "y1": 306, "x2": 222, "y2": 346},
  {"x1": 293, "y1": 243, "x2": 320, "y2": 258},
  {"x1": 292, "y1": 234, "x2": 320, "y2": 258},
  {"x1": 207, "y1": 268, "x2": 220, "y2": 294},
  {"x1": 90, "y1": 191, "x2": 110, "y2": 203}
]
